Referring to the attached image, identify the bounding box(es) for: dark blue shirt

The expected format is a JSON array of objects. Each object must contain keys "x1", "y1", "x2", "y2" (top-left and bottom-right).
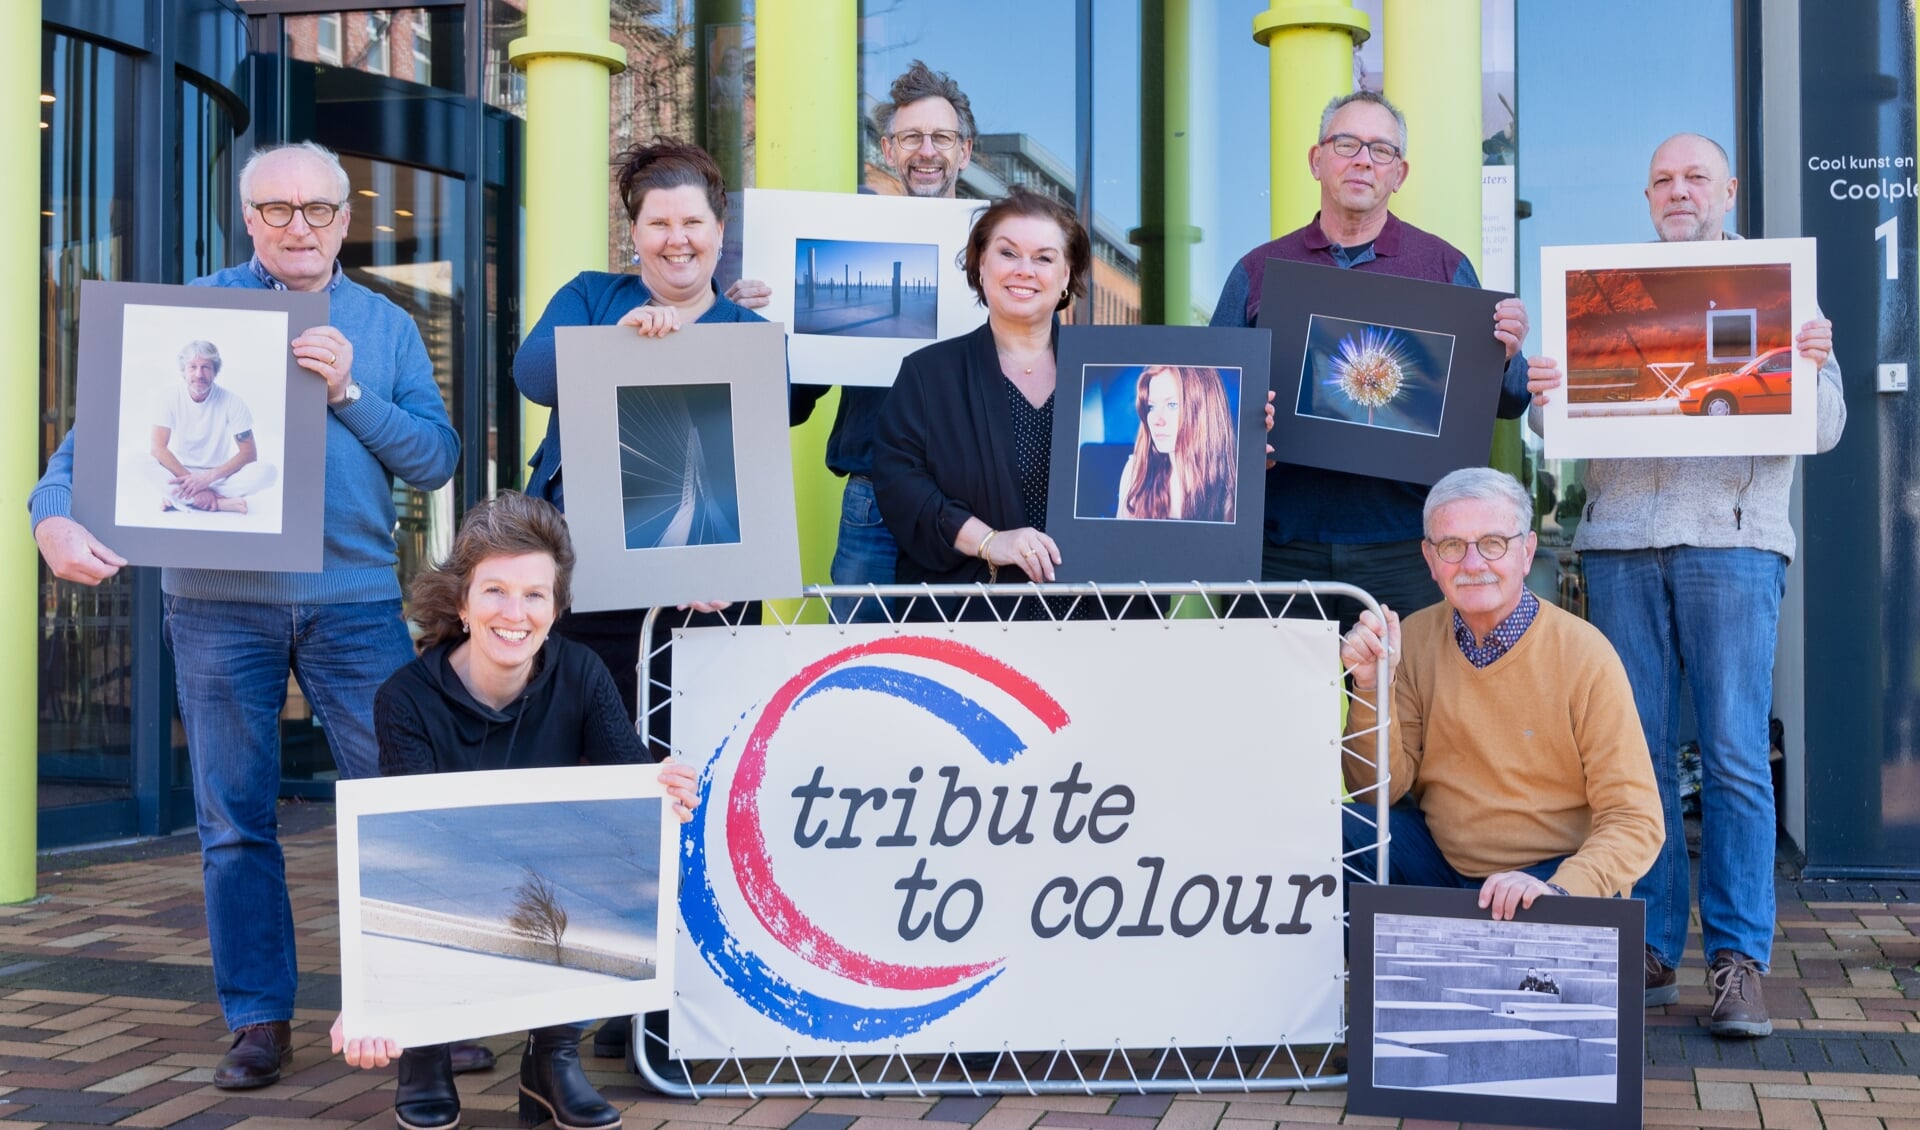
[{"x1": 1453, "y1": 587, "x2": 1540, "y2": 668}]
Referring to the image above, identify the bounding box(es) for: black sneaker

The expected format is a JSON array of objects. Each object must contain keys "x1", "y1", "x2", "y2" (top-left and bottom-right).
[
  {"x1": 1645, "y1": 944, "x2": 1679, "y2": 1007},
  {"x1": 1707, "y1": 951, "x2": 1772, "y2": 1038}
]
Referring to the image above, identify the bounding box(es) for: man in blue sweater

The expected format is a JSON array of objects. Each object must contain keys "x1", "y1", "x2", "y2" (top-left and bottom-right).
[
  {"x1": 1210, "y1": 91, "x2": 1532, "y2": 628},
  {"x1": 29, "y1": 142, "x2": 459, "y2": 1089}
]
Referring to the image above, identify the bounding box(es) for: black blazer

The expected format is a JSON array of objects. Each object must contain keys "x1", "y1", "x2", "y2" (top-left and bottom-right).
[{"x1": 872, "y1": 322, "x2": 1031, "y2": 585}]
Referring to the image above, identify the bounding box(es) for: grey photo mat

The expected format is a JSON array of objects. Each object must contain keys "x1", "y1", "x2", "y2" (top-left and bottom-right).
[
  {"x1": 70, "y1": 281, "x2": 330, "y2": 571},
  {"x1": 554, "y1": 322, "x2": 801, "y2": 611}
]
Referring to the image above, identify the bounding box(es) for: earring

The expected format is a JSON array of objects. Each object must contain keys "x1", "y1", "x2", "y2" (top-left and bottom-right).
[{"x1": 461, "y1": 619, "x2": 469, "y2": 634}]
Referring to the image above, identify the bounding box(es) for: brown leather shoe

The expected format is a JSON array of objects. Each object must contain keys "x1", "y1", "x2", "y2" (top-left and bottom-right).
[
  {"x1": 449, "y1": 1040, "x2": 496, "y2": 1074},
  {"x1": 1645, "y1": 944, "x2": 1679, "y2": 1007},
  {"x1": 1708, "y1": 951, "x2": 1772, "y2": 1037},
  {"x1": 212, "y1": 1021, "x2": 292, "y2": 1090}
]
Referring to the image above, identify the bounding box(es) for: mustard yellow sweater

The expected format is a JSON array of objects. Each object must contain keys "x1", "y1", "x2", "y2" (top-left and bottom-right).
[{"x1": 1344, "y1": 599, "x2": 1663, "y2": 897}]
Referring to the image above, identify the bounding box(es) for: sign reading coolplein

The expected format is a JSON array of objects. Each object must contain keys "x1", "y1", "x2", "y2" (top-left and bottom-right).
[{"x1": 667, "y1": 621, "x2": 1346, "y2": 1057}]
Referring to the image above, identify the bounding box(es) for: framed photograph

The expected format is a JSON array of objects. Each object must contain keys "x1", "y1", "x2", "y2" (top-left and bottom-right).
[
  {"x1": 740, "y1": 188, "x2": 985, "y2": 386},
  {"x1": 554, "y1": 322, "x2": 800, "y2": 611},
  {"x1": 1539, "y1": 237, "x2": 1820, "y2": 458},
  {"x1": 69, "y1": 281, "x2": 329, "y2": 570},
  {"x1": 337, "y1": 764, "x2": 678, "y2": 1049},
  {"x1": 1044, "y1": 326, "x2": 1270, "y2": 582},
  {"x1": 1257, "y1": 260, "x2": 1511, "y2": 485},
  {"x1": 1347, "y1": 885, "x2": 1644, "y2": 1130}
]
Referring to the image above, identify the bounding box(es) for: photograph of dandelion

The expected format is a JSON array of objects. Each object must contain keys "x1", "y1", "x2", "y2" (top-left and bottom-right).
[
  {"x1": 1297, "y1": 316, "x2": 1456, "y2": 436},
  {"x1": 337, "y1": 764, "x2": 679, "y2": 1048},
  {"x1": 1257, "y1": 259, "x2": 1511, "y2": 486}
]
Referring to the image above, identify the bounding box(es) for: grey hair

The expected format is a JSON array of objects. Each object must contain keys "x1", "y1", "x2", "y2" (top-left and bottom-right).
[
  {"x1": 239, "y1": 141, "x2": 352, "y2": 204},
  {"x1": 1318, "y1": 90, "x2": 1408, "y2": 154},
  {"x1": 872, "y1": 59, "x2": 977, "y2": 141},
  {"x1": 177, "y1": 340, "x2": 222, "y2": 374},
  {"x1": 1422, "y1": 467, "x2": 1532, "y2": 538}
]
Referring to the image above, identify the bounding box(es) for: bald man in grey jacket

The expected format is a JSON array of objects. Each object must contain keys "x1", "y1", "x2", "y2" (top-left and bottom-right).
[{"x1": 1526, "y1": 132, "x2": 1844, "y2": 1042}]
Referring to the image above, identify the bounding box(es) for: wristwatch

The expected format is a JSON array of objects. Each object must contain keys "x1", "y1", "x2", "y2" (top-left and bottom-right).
[{"x1": 335, "y1": 381, "x2": 363, "y2": 406}]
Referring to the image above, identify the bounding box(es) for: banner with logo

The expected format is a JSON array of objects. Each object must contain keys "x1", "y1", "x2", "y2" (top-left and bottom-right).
[{"x1": 668, "y1": 620, "x2": 1346, "y2": 1057}]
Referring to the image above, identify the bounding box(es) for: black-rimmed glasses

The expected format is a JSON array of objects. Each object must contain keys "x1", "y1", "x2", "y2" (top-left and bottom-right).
[
  {"x1": 1322, "y1": 134, "x2": 1402, "y2": 164},
  {"x1": 887, "y1": 129, "x2": 964, "y2": 152},
  {"x1": 249, "y1": 200, "x2": 343, "y2": 229},
  {"x1": 1427, "y1": 531, "x2": 1528, "y2": 563}
]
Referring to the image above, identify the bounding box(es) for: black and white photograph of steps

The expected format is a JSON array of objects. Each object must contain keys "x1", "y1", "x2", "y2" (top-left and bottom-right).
[{"x1": 1347, "y1": 884, "x2": 1644, "y2": 1130}]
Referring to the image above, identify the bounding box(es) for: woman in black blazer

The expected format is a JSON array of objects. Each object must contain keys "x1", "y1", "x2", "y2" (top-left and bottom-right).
[{"x1": 873, "y1": 187, "x2": 1092, "y2": 599}]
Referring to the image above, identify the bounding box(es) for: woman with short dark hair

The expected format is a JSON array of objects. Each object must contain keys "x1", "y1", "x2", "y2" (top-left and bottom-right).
[{"x1": 871, "y1": 187, "x2": 1092, "y2": 603}]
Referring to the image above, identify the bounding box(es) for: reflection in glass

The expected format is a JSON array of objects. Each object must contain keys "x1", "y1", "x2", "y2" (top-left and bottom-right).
[
  {"x1": 38, "y1": 32, "x2": 138, "y2": 811},
  {"x1": 858, "y1": 1, "x2": 1138, "y2": 323},
  {"x1": 285, "y1": 8, "x2": 462, "y2": 92}
]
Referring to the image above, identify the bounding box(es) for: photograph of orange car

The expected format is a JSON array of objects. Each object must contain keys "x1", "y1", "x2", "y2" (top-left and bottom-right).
[{"x1": 1564, "y1": 262, "x2": 1793, "y2": 419}]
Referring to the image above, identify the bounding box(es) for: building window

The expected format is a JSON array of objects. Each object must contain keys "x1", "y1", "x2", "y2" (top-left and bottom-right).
[
  {"x1": 411, "y1": 11, "x2": 431, "y2": 85},
  {"x1": 316, "y1": 14, "x2": 342, "y2": 65},
  {"x1": 365, "y1": 12, "x2": 391, "y2": 75}
]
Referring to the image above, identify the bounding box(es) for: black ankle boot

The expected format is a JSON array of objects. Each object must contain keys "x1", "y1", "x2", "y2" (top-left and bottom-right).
[
  {"x1": 519, "y1": 1025, "x2": 620, "y2": 1130},
  {"x1": 394, "y1": 1044, "x2": 459, "y2": 1130}
]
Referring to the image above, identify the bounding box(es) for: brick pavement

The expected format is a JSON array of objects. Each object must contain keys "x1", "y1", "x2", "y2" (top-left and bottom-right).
[{"x1": 2, "y1": 811, "x2": 1917, "y2": 1129}]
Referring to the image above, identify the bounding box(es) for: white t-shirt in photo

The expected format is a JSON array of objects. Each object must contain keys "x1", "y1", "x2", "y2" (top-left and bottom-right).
[{"x1": 156, "y1": 382, "x2": 254, "y2": 469}]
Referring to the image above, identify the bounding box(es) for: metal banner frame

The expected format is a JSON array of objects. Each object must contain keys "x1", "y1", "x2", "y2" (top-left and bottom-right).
[{"x1": 635, "y1": 581, "x2": 1391, "y2": 1098}]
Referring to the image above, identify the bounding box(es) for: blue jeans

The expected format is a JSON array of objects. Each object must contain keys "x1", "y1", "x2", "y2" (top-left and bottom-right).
[
  {"x1": 1582, "y1": 547, "x2": 1785, "y2": 972},
  {"x1": 164, "y1": 595, "x2": 415, "y2": 1029},
  {"x1": 829, "y1": 475, "x2": 897, "y2": 624},
  {"x1": 1342, "y1": 802, "x2": 1564, "y2": 887}
]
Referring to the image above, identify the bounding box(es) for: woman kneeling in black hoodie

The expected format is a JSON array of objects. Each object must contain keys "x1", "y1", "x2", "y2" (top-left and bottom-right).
[{"x1": 329, "y1": 491, "x2": 699, "y2": 1130}]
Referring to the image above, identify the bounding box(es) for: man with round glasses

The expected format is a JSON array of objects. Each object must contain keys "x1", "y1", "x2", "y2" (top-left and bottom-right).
[
  {"x1": 1210, "y1": 90, "x2": 1533, "y2": 630},
  {"x1": 29, "y1": 141, "x2": 458, "y2": 1090},
  {"x1": 1338, "y1": 468, "x2": 1662, "y2": 918}
]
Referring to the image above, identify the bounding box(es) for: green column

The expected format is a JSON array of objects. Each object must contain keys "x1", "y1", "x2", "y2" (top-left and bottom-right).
[
  {"x1": 1138, "y1": 0, "x2": 1200, "y2": 325},
  {"x1": 756, "y1": 0, "x2": 855, "y2": 625},
  {"x1": 1251, "y1": 1, "x2": 1370, "y2": 238},
  {"x1": 507, "y1": 1, "x2": 627, "y2": 472},
  {"x1": 1380, "y1": 0, "x2": 1516, "y2": 473},
  {"x1": 2, "y1": 1, "x2": 43, "y2": 901}
]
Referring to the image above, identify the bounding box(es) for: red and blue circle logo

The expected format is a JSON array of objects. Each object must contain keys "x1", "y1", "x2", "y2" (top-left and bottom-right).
[{"x1": 680, "y1": 637, "x2": 1071, "y2": 1040}]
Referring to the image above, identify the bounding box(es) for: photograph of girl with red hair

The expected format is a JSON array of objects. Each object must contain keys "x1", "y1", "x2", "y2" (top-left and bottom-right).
[{"x1": 1113, "y1": 365, "x2": 1239, "y2": 524}]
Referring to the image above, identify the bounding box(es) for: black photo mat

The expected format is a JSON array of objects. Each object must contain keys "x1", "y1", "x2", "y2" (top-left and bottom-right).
[
  {"x1": 1347, "y1": 884, "x2": 1644, "y2": 1130},
  {"x1": 1044, "y1": 325, "x2": 1270, "y2": 583},
  {"x1": 70, "y1": 280, "x2": 330, "y2": 572},
  {"x1": 1258, "y1": 259, "x2": 1510, "y2": 486}
]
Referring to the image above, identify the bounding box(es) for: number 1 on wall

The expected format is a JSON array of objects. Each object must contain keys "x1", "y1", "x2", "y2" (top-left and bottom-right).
[{"x1": 1875, "y1": 215, "x2": 1899, "y2": 280}]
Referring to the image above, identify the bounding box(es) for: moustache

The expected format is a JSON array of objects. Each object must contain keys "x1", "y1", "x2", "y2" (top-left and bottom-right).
[{"x1": 1450, "y1": 571, "x2": 1499, "y2": 586}]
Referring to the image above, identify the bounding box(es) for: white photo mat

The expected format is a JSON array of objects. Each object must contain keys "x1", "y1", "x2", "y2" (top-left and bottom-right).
[
  {"x1": 1539, "y1": 236, "x2": 1820, "y2": 458},
  {"x1": 740, "y1": 188, "x2": 986, "y2": 387},
  {"x1": 337, "y1": 764, "x2": 678, "y2": 1048}
]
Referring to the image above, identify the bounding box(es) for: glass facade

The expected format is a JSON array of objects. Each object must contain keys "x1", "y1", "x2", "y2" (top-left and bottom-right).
[
  {"x1": 37, "y1": 32, "x2": 139, "y2": 815},
  {"x1": 49, "y1": 0, "x2": 1867, "y2": 862}
]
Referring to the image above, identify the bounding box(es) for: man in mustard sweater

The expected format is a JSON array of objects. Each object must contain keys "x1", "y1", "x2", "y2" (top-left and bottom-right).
[{"x1": 1339, "y1": 468, "x2": 1663, "y2": 921}]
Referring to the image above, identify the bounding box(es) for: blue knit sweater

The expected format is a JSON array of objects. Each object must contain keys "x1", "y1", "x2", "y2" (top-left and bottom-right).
[
  {"x1": 28, "y1": 261, "x2": 460, "y2": 603},
  {"x1": 515, "y1": 270, "x2": 796, "y2": 511}
]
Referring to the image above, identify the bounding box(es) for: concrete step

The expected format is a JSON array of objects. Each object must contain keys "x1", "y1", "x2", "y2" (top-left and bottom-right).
[
  {"x1": 1375, "y1": 1029, "x2": 1581, "y2": 1086},
  {"x1": 1373, "y1": 1001, "x2": 1514, "y2": 1032},
  {"x1": 1371, "y1": 1042, "x2": 1449, "y2": 1088}
]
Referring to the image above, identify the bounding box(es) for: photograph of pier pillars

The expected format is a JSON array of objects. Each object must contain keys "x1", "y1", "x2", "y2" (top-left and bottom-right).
[{"x1": 794, "y1": 238, "x2": 940, "y2": 339}]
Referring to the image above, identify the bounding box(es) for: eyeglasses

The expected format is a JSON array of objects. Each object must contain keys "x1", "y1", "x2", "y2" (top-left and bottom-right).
[
  {"x1": 249, "y1": 200, "x2": 343, "y2": 229},
  {"x1": 888, "y1": 129, "x2": 964, "y2": 152},
  {"x1": 1322, "y1": 134, "x2": 1403, "y2": 165},
  {"x1": 1427, "y1": 530, "x2": 1529, "y2": 563}
]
